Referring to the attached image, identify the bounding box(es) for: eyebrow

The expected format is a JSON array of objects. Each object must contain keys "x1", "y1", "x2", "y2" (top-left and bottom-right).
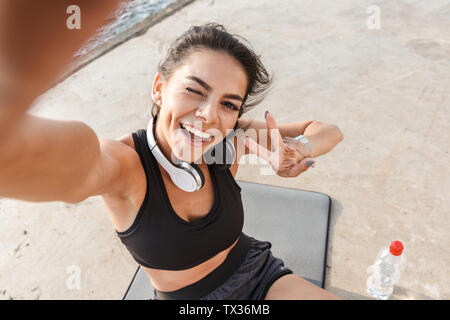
[{"x1": 186, "y1": 76, "x2": 244, "y2": 102}]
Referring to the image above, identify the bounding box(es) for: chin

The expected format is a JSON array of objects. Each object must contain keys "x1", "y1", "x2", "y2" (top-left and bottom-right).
[
  {"x1": 170, "y1": 126, "x2": 216, "y2": 165},
  {"x1": 169, "y1": 139, "x2": 205, "y2": 165}
]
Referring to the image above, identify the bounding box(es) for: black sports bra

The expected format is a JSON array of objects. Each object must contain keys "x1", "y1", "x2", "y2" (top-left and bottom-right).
[{"x1": 115, "y1": 129, "x2": 244, "y2": 270}]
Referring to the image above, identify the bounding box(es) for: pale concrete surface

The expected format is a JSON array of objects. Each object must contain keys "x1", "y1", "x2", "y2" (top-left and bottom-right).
[{"x1": 1, "y1": 0, "x2": 449, "y2": 300}]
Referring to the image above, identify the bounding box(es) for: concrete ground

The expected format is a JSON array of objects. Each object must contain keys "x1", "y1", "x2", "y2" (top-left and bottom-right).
[{"x1": 1, "y1": 0, "x2": 449, "y2": 300}]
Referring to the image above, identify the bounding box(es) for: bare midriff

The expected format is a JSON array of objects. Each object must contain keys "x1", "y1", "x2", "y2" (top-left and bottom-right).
[{"x1": 142, "y1": 236, "x2": 240, "y2": 292}]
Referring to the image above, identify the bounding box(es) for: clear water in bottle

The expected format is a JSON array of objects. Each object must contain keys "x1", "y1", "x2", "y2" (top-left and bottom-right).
[{"x1": 366, "y1": 241, "x2": 406, "y2": 300}]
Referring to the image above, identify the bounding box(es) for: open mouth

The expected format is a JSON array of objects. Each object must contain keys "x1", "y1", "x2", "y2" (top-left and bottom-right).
[{"x1": 179, "y1": 123, "x2": 213, "y2": 145}]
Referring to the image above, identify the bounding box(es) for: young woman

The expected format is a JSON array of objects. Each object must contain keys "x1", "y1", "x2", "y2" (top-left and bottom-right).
[{"x1": 0, "y1": 21, "x2": 343, "y2": 299}]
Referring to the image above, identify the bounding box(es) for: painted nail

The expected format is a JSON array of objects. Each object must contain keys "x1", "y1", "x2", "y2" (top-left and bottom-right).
[
  {"x1": 306, "y1": 160, "x2": 315, "y2": 167},
  {"x1": 264, "y1": 111, "x2": 269, "y2": 119}
]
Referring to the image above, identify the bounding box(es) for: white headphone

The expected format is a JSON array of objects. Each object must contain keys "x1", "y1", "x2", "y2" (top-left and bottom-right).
[{"x1": 146, "y1": 114, "x2": 205, "y2": 192}]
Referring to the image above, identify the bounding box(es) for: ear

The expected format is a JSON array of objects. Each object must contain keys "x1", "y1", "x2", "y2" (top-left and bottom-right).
[{"x1": 151, "y1": 72, "x2": 165, "y2": 103}]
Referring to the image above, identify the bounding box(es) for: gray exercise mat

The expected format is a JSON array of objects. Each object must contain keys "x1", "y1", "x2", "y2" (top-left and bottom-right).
[{"x1": 123, "y1": 180, "x2": 331, "y2": 300}]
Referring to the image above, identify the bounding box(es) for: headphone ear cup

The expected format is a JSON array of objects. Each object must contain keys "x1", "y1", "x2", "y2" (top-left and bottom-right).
[
  {"x1": 210, "y1": 138, "x2": 236, "y2": 170},
  {"x1": 175, "y1": 162, "x2": 205, "y2": 190},
  {"x1": 190, "y1": 163, "x2": 205, "y2": 187},
  {"x1": 223, "y1": 139, "x2": 236, "y2": 170}
]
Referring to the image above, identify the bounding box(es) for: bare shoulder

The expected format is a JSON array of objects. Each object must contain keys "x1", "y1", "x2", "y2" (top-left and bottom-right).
[
  {"x1": 89, "y1": 133, "x2": 142, "y2": 200},
  {"x1": 117, "y1": 133, "x2": 136, "y2": 151}
]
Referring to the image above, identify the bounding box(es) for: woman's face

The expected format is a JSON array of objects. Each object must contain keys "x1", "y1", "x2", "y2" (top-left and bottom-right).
[{"x1": 152, "y1": 48, "x2": 248, "y2": 164}]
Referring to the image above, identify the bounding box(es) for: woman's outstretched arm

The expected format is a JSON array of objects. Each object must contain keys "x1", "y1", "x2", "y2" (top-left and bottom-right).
[
  {"x1": 0, "y1": 114, "x2": 135, "y2": 204},
  {"x1": 0, "y1": 114, "x2": 102, "y2": 203},
  {"x1": 0, "y1": 1, "x2": 132, "y2": 204}
]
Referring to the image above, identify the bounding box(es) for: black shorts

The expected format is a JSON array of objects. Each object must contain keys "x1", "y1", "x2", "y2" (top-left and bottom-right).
[{"x1": 153, "y1": 233, "x2": 294, "y2": 300}]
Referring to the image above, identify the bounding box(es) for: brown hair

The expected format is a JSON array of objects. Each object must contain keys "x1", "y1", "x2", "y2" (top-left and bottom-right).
[{"x1": 152, "y1": 22, "x2": 273, "y2": 120}]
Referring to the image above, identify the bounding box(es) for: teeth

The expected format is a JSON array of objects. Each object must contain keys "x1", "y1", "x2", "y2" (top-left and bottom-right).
[{"x1": 181, "y1": 124, "x2": 212, "y2": 141}]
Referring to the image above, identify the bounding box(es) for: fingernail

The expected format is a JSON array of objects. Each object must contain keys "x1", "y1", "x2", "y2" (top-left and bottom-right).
[
  {"x1": 264, "y1": 111, "x2": 269, "y2": 119},
  {"x1": 306, "y1": 160, "x2": 315, "y2": 167}
]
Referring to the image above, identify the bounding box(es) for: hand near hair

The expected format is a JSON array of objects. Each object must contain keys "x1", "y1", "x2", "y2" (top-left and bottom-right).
[{"x1": 243, "y1": 111, "x2": 315, "y2": 177}]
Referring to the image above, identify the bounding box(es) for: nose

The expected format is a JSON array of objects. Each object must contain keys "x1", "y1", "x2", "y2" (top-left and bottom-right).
[{"x1": 195, "y1": 100, "x2": 218, "y2": 124}]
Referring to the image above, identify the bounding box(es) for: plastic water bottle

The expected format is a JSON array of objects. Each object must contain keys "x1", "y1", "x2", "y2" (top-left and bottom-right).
[{"x1": 366, "y1": 240, "x2": 406, "y2": 300}]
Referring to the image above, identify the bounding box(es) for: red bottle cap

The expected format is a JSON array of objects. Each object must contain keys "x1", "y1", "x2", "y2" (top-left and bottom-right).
[{"x1": 389, "y1": 241, "x2": 404, "y2": 256}]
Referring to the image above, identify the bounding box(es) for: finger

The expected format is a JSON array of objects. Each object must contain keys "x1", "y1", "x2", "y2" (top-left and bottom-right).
[
  {"x1": 282, "y1": 136, "x2": 312, "y2": 158},
  {"x1": 289, "y1": 157, "x2": 315, "y2": 175},
  {"x1": 283, "y1": 144, "x2": 306, "y2": 162},
  {"x1": 265, "y1": 111, "x2": 284, "y2": 152},
  {"x1": 283, "y1": 143, "x2": 297, "y2": 153},
  {"x1": 244, "y1": 136, "x2": 271, "y2": 163}
]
